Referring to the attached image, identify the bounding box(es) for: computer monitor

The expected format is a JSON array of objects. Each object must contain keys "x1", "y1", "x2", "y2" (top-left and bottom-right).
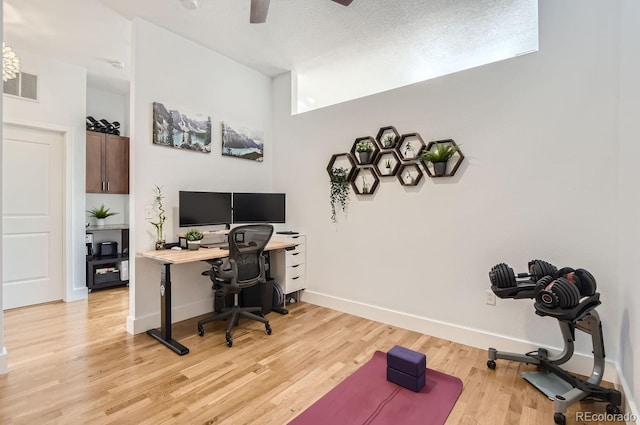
[
  {"x1": 232, "y1": 193, "x2": 286, "y2": 224},
  {"x1": 179, "y1": 191, "x2": 232, "y2": 227}
]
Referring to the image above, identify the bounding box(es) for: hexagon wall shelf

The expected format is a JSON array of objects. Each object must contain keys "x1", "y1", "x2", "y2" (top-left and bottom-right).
[
  {"x1": 374, "y1": 150, "x2": 401, "y2": 177},
  {"x1": 397, "y1": 163, "x2": 423, "y2": 186},
  {"x1": 375, "y1": 126, "x2": 400, "y2": 150},
  {"x1": 350, "y1": 136, "x2": 379, "y2": 166},
  {"x1": 327, "y1": 153, "x2": 356, "y2": 181},
  {"x1": 397, "y1": 133, "x2": 426, "y2": 162},
  {"x1": 350, "y1": 167, "x2": 380, "y2": 195},
  {"x1": 419, "y1": 139, "x2": 465, "y2": 178}
]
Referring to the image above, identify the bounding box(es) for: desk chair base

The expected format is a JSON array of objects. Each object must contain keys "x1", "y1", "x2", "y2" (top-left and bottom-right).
[{"x1": 197, "y1": 300, "x2": 272, "y2": 347}]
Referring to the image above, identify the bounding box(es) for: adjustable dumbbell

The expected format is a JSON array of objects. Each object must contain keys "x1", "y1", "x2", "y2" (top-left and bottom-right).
[
  {"x1": 535, "y1": 268, "x2": 597, "y2": 309},
  {"x1": 489, "y1": 259, "x2": 557, "y2": 289}
]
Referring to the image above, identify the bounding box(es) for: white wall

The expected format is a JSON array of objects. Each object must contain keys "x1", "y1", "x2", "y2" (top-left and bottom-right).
[
  {"x1": 617, "y1": 0, "x2": 640, "y2": 412},
  {"x1": 273, "y1": 0, "x2": 624, "y2": 377},
  {"x1": 128, "y1": 19, "x2": 274, "y2": 333},
  {"x1": 2, "y1": 49, "x2": 88, "y2": 305}
]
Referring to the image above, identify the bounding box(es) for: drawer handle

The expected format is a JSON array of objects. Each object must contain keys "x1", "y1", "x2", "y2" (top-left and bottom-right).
[
  {"x1": 292, "y1": 252, "x2": 300, "y2": 256},
  {"x1": 292, "y1": 264, "x2": 300, "y2": 268},
  {"x1": 291, "y1": 236, "x2": 300, "y2": 239},
  {"x1": 285, "y1": 246, "x2": 296, "y2": 251},
  {"x1": 292, "y1": 276, "x2": 300, "y2": 280}
]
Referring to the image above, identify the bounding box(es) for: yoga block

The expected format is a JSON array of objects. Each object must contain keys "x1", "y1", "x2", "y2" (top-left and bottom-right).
[
  {"x1": 387, "y1": 345, "x2": 426, "y2": 376},
  {"x1": 387, "y1": 366, "x2": 426, "y2": 392}
]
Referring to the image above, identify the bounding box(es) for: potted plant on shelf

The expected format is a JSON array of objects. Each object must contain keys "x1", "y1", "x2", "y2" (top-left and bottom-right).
[
  {"x1": 184, "y1": 229, "x2": 204, "y2": 250},
  {"x1": 383, "y1": 158, "x2": 393, "y2": 175},
  {"x1": 355, "y1": 140, "x2": 374, "y2": 164},
  {"x1": 361, "y1": 175, "x2": 369, "y2": 194},
  {"x1": 404, "y1": 141, "x2": 414, "y2": 159},
  {"x1": 421, "y1": 143, "x2": 459, "y2": 176},
  {"x1": 382, "y1": 134, "x2": 395, "y2": 148},
  {"x1": 149, "y1": 185, "x2": 167, "y2": 250},
  {"x1": 87, "y1": 204, "x2": 118, "y2": 226},
  {"x1": 329, "y1": 167, "x2": 350, "y2": 223}
]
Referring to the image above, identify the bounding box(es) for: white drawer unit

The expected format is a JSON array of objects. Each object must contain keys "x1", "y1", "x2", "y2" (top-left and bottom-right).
[{"x1": 271, "y1": 233, "x2": 306, "y2": 304}]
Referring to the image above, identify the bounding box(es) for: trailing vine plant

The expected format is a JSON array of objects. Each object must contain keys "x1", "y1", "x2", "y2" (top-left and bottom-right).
[
  {"x1": 329, "y1": 167, "x2": 350, "y2": 223},
  {"x1": 149, "y1": 185, "x2": 167, "y2": 250}
]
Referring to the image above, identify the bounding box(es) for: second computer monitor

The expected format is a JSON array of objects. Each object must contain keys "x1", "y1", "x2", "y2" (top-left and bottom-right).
[{"x1": 233, "y1": 193, "x2": 285, "y2": 224}]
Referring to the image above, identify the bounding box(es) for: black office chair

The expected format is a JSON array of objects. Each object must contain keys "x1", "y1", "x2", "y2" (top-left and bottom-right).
[{"x1": 197, "y1": 224, "x2": 274, "y2": 347}]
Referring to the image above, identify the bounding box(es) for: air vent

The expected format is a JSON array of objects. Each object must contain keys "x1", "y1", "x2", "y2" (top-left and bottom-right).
[{"x1": 3, "y1": 71, "x2": 38, "y2": 101}]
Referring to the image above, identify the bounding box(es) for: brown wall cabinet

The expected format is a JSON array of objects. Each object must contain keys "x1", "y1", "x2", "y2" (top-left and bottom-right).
[{"x1": 86, "y1": 131, "x2": 129, "y2": 194}]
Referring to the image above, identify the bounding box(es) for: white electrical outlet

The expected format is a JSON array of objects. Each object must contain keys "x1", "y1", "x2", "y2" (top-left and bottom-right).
[{"x1": 485, "y1": 289, "x2": 496, "y2": 306}]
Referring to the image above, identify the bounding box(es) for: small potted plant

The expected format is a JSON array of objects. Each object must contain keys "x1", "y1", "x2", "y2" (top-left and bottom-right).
[
  {"x1": 382, "y1": 134, "x2": 395, "y2": 148},
  {"x1": 383, "y1": 158, "x2": 393, "y2": 175},
  {"x1": 355, "y1": 139, "x2": 374, "y2": 164},
  {"x1": 404, "y1": 170, "x2": 414, "y2": 184},
  {"x1": 87, "y1": 204, "x2": 118, "y2": 226},
  {"x1": 184, "y1": 229, "x2": 204, "y2": 250},
  {"x1": 361, "y1": 175, "x2": 369, "y2": 194},
  {"x1": 421, "y1": 143, "x2": 459, "y2": 176},
  {"x1": 404, "y1": 141, "x2": 414, "y2": 159}
]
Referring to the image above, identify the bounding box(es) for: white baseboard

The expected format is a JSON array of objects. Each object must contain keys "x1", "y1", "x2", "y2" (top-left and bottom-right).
[
  {"x1": 126, "y1": 297, "x2": 213, "y2": 335},
  {"x1": 65, "y1": 286, "x2": 88, "y2": 303},
  {"x1": 615, "y1": 363, "x2": 639, "y2": 424},
  {"x1": 0, "y1": 346, "x2": 7, "y2": 375},
  {"x1": 303, "y1": 290, "x2": 620, "y2": 383}
]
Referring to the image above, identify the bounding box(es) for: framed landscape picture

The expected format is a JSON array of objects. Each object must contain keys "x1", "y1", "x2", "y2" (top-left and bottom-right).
[
  {"x1": 221, "y1": 121, "x2": 264, "y2": 162},
  {"x1": 152, "y1": 102, "x2": 212, "y2": 154}
]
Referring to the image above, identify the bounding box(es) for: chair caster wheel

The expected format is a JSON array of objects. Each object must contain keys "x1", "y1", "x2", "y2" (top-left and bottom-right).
[
  {"x1": 487, "y1": 360, "x2": 496, "y2": 369},
  {"x1": 554, "y1": 412, "x2": 566, "y2": 425},
  {"x1": 197, "y1": 326, "x2": 204, "y2": 337},
  {"x1": 266, "y1": 324, "x2": 272, "y2": 335},
  {"x1": 226, "y1": 331, "x2": 232, "y2": 347},
  {"x1": 606, "y1": 404, "x2": 620, "y2": 415}
]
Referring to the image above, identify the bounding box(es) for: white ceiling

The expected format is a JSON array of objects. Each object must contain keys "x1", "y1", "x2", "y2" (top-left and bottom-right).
[{"x1": 3, "y1": 0, "x2": 537, "y2": 110}]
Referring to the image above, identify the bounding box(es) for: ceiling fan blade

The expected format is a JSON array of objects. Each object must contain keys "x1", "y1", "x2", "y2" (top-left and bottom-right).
[
  {"x1": 331, "y1": 0, "x2": 354, "y2": 6},
  {"x1": 250, "y1": 0, "x2": 270, "y2": 23}
]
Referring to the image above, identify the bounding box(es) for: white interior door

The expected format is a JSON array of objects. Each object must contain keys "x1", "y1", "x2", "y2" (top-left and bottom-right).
[{"x1": 2, "y1": 124, "x2": 64, "y2": 309}]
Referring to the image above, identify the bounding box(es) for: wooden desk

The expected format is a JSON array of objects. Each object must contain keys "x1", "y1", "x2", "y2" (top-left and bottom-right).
[{"x1": 140, "y1": 240, "x2": 295, "y2": 355}]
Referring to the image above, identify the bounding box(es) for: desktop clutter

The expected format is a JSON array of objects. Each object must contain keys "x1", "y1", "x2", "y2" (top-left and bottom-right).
[{"x1": 487, "y1": 259, "x2": 622, "y2": 425}]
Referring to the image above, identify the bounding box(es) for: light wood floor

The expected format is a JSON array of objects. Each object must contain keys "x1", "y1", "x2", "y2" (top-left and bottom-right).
[{"x1": 0, "y1": 287, "x2": 616, "y2": 425}]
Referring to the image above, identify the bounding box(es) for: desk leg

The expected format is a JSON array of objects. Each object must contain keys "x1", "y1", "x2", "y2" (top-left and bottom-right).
[{"x1": 146, "y1": 263, "x2": 190, "y2": 355}]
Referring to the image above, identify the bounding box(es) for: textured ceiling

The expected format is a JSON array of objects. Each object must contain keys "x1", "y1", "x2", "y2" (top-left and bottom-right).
[{"x1": 3, "y1": 0, "x2": 537, "y2": 109}]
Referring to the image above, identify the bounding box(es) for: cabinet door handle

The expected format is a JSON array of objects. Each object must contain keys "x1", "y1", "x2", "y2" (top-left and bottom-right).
[
  {"x1": 102, "y1": 181, "x2": 105, "y2": 191},
  {"x1": 107, "y1": 181, "x2": 110, "y2": 192}
]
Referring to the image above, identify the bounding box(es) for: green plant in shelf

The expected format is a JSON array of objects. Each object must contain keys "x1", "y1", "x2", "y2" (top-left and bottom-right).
[
  {"x1": 184, "y1": 229, "x2": 204, "y2": 241},
  {"x1": 421, "y1": 143, "x2": 459, "y2": 163},
  {"x1": 384, "y1": 159, "x2": 392, "y2": 168},
  {"x1": 87, "y1": 204, "x2": 118, "y2": 219},
  {"x1": 329, "y1": 167, "x2": 350, "y2": 223},
  {"x1": 355, "y1": 140, "x2": 374, "y2": 152},
  {"x1": 382, "y1": 134, "x2": 394, "y2": 147}
]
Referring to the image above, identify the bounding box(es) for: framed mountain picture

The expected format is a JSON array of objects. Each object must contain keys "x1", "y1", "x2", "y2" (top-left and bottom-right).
[
  {"x1": 152, "y1": 102, "x2": 212, "y2": 154},
  {"x1": 221, "y1": 121, "x2": 264, "y2": 162}
]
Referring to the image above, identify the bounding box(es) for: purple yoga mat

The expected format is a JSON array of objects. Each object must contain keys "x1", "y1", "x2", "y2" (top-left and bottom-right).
[{"x1": 289, "y1": 351, "x2": 463, "y2": 425}]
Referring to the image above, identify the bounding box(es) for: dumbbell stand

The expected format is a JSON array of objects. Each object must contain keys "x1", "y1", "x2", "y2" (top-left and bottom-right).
[{"x1": 488, "y1": 308, "x2": 621, "y2": 421}]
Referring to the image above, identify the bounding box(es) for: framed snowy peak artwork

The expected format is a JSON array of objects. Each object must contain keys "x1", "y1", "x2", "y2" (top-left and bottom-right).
[
  {"x1": 152, "y1": 102, "x2": 212, "y2": 154},
  {"x1": 221, "y1": 121, "x2": 264, "y2": 162}
]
